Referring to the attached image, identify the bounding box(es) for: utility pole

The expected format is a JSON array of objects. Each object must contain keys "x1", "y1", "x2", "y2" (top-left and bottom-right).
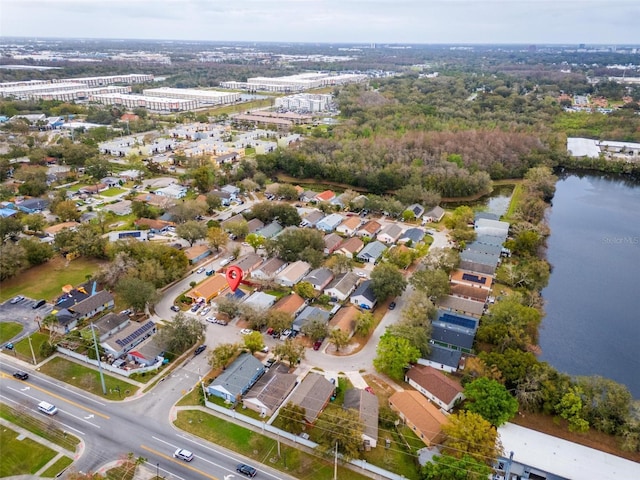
[
  {"x1": 333, "y1": 441, "x2": 338, "y2": 480},
  {"x1": 90, "y1": 322, "x2": 107, "y2": 395},
  {"x1": 504, "y1": 451, "x2": 514, "y2": 480},
  {"x1": 27, "y1": 336, "x2": 37, "y2": 365}
]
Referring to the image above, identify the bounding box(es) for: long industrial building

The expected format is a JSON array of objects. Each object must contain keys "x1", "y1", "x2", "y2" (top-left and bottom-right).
[
  {"x1": 143, "y1": 87, "x2": 239, "y2": 105},
  {"x1": 55, "y1": 74, "x2": 154, "y2": 86},
  {"x1": 274, "y1": 93, "x2": 334, "y2": 112},
  {"x1": 220, "y1": 72, "x2": 367, "y2": 92},
  {"x1": 90, "y1": 93, "x2": 198, "y2": 112}
]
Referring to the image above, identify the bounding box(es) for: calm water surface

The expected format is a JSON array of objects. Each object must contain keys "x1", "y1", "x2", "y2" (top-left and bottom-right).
[{"x1": 539, "y1": 173, "x2": 640, "y2": 398}]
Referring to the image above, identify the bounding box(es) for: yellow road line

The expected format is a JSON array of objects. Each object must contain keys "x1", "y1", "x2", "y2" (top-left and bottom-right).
[
  {"x1": 140, "y1": 444, "x2": 220, "y2": 479},
  {"x1": 1, "y1": 373, "x2": 109, "y2": 419}
]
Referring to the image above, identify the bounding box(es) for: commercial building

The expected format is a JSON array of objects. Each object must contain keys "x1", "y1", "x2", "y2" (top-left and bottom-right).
[
  {"x1": 143, "y1": 87, "x2": 239, "y2": 105},
  {"x1": 220, "y1": 72, "x2": 366, "y2": 93},
  {"x1": 90, "y1": 93, "x2": 198, "y2": 112},
  {"x1": 274, "y1": 93, "x2": 334, "y2": 112}
]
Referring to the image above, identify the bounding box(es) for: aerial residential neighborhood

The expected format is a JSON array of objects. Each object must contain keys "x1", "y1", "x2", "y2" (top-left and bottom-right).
[{"x1": 1, "y1": 19, "x2": 640, "y2": 480}]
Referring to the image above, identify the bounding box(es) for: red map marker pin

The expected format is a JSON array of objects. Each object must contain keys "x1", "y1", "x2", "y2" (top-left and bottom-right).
[{"x1": 225, "y1": 266, "x2": 244, "y2": 292}]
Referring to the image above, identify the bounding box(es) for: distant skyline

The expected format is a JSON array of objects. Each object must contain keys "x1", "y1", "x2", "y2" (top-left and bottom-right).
[{"x1": 2, "y1": 0, "x2": 638, "y2": 45}]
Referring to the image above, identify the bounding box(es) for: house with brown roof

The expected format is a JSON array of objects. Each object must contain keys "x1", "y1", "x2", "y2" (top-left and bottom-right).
[
  {"x1": 242, "y1": 364, "x2": 298, "y2": 417},
  {"x1": 344, "y1": 388, "x2": 379, "y2": 448},
  {"x1": 314, "y1": 190, "x2": 336, "y2": 203},
  {"x1": 272, "y1": 293, "x2": 306, "y2": 317},
  {"x1": 221, "y1": 213, "x2": 246, "y2": 230},
  {"x1": 336, "y1": 216, "x2": 362, "y2": 236},
  {"x1": 134, "y1": 193, "x2": 175, "y2": 209},
  {"x1": 44, "y1": 221, "x2": 80, "y2": 237},
  {"x1": 336, "y1": 237, "x2": 364, "y2": 258},
  {"x1": 450, "y1": 284, "x2": 490, "y2": 303},
  {"x1": 437, "y1": 295, "x2": 485, "y2": 318},
  {"x1": 251, "y1": 257, "x2": 287, "y2": 281},
  {"x1": 184, "y1": 244, "x2": 211, "y2": 264},
  {"x1": 230, "y1": 252, "x2": 264, "y2": 274},
  {"x1": 287, "y1": 373, "x2": 335, "y2": 424},
  {"x1": 323, "y1": 233, "x2": 343, "y2": 255},
  {"x1": 389, "y1": 390, "x2": 448, "y2": 447},
  {"x1": 405, "y1": 364, "x2": 464, "y2": 412},
  {"x1": 356, "y1": 220, "x2": 381, "y2": 238},
  {"x1": 134, "y1": 218, "x2": 175, "y2": 233},
  {"x1": 328, "y1": 305, "x2": 359, "y2": 337},
  {"x1": 246, "y1": 218, "x2": 265, "y2": 234},
  {"x1": 450, "y1": 269, "x2": 493, "y2": 291},
  {"x1": 186, "y1": 274, "x2": 228, "y2": 302}
]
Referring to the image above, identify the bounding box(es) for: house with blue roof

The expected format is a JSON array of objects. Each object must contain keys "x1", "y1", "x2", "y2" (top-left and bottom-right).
[
  {"x1": 316, "y1": 213, "x2": 344, "y2": 232},
  {"x1": 293, "y1": 306, "x2": 331, "y2": 332},
  {"x1": 17, "y1": 198, "x2": 50, "y2": 213},
  {"x1": 350, "y1": 280, "x2": 377, "y2": 310},
  {"x1": 357, "y1": 241, "x2": 386, "y2": 264},
  {"x1": 398, "y1": 227, "x2": 426, "y2": 245}
]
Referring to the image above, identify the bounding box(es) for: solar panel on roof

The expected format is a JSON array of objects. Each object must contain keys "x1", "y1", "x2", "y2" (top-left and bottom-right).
[
  {"x1": 115, "y1": 321, "x2": 154, "y2": 347},
  {"x1": 441, "y1": 313, "x2": 478, "y2": 330},
  {"x1": 462, "y1": 273, "x2": 487, "y2": 284}
]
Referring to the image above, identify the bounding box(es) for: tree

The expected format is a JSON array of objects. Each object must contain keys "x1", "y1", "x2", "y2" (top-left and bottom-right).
[
  {"x1": 19, "y1": 237, "x2": 54, "y2": 266},
  {"x1": 21, "y1": 213, "x2": 46, "y2": 234},
  {"x1": 239, "y1": 304, "x2": 268, "y2": 331},
  {"x1": 505, "y1": 230, "x2": 542, "y2": 257},
  {"x1": 370, "y1": 263, "x2": 406, "y2": 301},
  {"x1": 385, "y1": 245, "x2": 416, "y2": 269},
  {"x1": 373, "y1": 332, "x2": 420, "y2": 381},
  {"x1": 273, "y1": 338, "x2": 305, "y2": 367},
  {"x1": 316, "y1": 407, "x2": 364, "y2": 461},
  {"x1": 0, "y1": 242, "x2": 26, "y2": 280},
  {"x1": 74, "y1": 224, "x2": 108, "y2": 258},
  {"x1": 116, "y1": 276, "x2": 158, "y2": 312},
  {"x1": 410, "y1": 268, "x2": 450, "y2": 300},
  {"x1": 266, "y1": 310, "x2": 293, "y2": 333},
  {"x1": 422, "y1": 453, "x2": 492, "y2": 480},
  {"x1": 157, "y1": 312, "x2": 206, "y2": 356},
  {"x1": 477, "y1": 297, "x2": 542, "y2": 352},
  {"x1": 207, "y1": 226, "x2": 228, "y2": 252},
  {"x1": 216, "y1": 296, "x2": 241, "y2": 319},
  {"x1": 354, "y1": 310, "x2": 374, "y2": 336},
  {"x1": 294, "y1": 281, "x2": 315, "y2": 299},
  {"x1": 204, "y1": 193, "x2": 222, "y2": 213},
  {"x1": 328, "y1": 328, "x2": 350, "y2": 351},
  {"x1": 442, "y1": 411, "x2": 502, "y2": 465},
  {"x1": 53, "y1": 200, "x2": 81, "y2": 222},
  {"x1": 269, "y1": 228, "x2": 324, "y2": 262},
  {"x1": 555, "y1": 386, "x2": 590, "y2": 433},
  {"x1": 0, "y1": 216, "x2": 23, "y2": 243},
  {"x1": 575, "y1": 376, "x2": 631, "y2": 435},
  {"x1": 192, "y1": 165, "x2": 216, "y2": 193},
  {"x1": 524, "y1": 166, "x2": 557, "y2": 201},
  {"x1": 463, "y1": 377, "x2": 519, "y2": 427},
  {"x1": 170, "y1": 199, "x2": 207, "y2": 224},
  {"x1": 245, "y1": 233, "x2": 264, "y2": 252},
  {"x1": 176, "y1": 220, "x2": 207, "y2": 246},
  {"x1": 209, "y1": 342, "x2": 240, "y2": 370},
  {"x1": 243, "y1": 331, "x2": 266, "y2": 354},
  {"x1": 301, "y1": 318, "x2": 329, "y2": 342},
  {"x1": 279, "y1": 401, "x2": 306, "y2": 435},
  {"x1": 85, "y1": 157, "x2": 111, "y2": 180},
  {"x1": 225, "y1": 219, "x2": 249, "y2": 239},
  {"x1": 325, "y1": 255, "x2": 354, "y2": 275},
  {"x1": 423, "y1": 248, "x2": 460, "y2": 274},
  {"x1": 276, "y1": 183, "x2": 299, "y2": 200}
]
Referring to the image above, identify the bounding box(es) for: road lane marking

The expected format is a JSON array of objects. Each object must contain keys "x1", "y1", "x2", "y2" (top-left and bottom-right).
[
  {"x1": 35, "y1": 375, "x2": 107, "y2": 406},
  {"x1": 140, "y1": 445, "x2": 219, "y2": 479},
  {"x1": 142, "y1": 461, "x2": 186, "y2": 480},
  {"x1": 1, "y1": 375, "x2": 109, "y2": 419},
  {"x1": 0, "y1": 394, "x2": 86, "y2": 435}
]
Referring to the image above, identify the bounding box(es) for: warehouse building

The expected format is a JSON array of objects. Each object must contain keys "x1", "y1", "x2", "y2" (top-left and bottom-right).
[
  {"x1": 143, "y1": 87, "x2": 239, "y2": 105},
  {"x1": 90, "y1": 93, "x2": 198, "y2": 112}
]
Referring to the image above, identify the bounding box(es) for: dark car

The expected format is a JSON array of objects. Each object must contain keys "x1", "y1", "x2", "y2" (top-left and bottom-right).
[
  {"x1": 194, "y1": 345, "x2": 207, "y2": 355},
  {"x1": 236, "y1": 463, "x2": 257, "y2": 477},
  {"x1": 388, "y1": 301, "x2": 396, "y2": 310},
  {"x1": 13, "y1": 371, "x2": 29, "y2": 380},
  {"x1": 32, "y1": 299, "x2": 46, "y2": 309},
  {"x1": 170, "y1": 305, "x2": 180, "y2": 312}
]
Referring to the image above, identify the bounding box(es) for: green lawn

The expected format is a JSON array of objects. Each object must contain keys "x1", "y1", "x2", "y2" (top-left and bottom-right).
[
  {"x1": 0, "y1": 322, "x2": 23, "y2": 344},
  {"x1": 0, "y1": 402, "x2": 80, "y2": 451},
  {"x1": 0, "y1": 257, "x2": 104, "y2": 302},
  {"x1": 362, "y1": 426, "x2": 422, "y2": 480},
  {"x1": 175, "y1": 410, "x2": 371, "y2": 480},
  {"x1": 503, "y1": 183, "x2": 525, "y2": 222},
  {"x1": 40, "y1": 456, "x2": 73, "y2": 478},
  {"x1": 0, "y1": 426, "x2": 58, "y2": 476},
  {"x1": 38, "y1": 356, "x2": 138, "y2": 400},
  {"x1": 100, "y1": 187, "x2": 127, "y2": 197},
  {"x1": 11, "y1": 332, "x2": 51, "y2": 364}
]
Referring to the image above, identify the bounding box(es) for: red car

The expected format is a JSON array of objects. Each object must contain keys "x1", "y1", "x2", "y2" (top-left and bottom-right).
[
  {"x1": 365, "y1": 386, "x2": 375, "y2": 395},
  {"x1": 313, "y1": 340, "x2": 323, "y2": 350}
]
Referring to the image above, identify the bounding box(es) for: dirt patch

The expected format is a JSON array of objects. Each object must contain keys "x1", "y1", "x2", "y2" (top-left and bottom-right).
[{"x1": 326, "y1": 342, "x2": 361, "y2": 356}]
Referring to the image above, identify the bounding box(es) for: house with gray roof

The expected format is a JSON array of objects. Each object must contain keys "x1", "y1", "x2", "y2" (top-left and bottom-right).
[
  {"x1": 324, "y1": 272, "x2": 360, "y2": 301},
  {"x1": 207, "y1": 353, "x2": 265, "y2": 403},
  {"x1": 474, "y1": 218, "x2": 509, "y2": 237},
  {"x1": 276, "y1": 260, "x2": 311, "y2": 287},
  {"x1": 293, "y1": 306, "x2": 331, "y2": 332},
  {"x1": 430, "y1": 323, "x2": 475, "y2": 353},
  {"x1": 246, "y1": 218, "x2": 265, "y2": 234},
  {"x1": 127, "y1": 338, "x2": 166, "y2": 367},
  {"x1": 398, "y1": 227, "x2": 425, "y2": 245},
  {"x1": 344, "y1": 388, "x2": 379, "y2": 448},
  {"x1": 460, "y1": 250, "x2": 500, "y2": 269},
  {"x1": 465, "y1": 242, "x2": 503, "y2": 257},
  {"x1": 459, "y1": 260, "x2": 497, "y2": 276},
  {"x1": 17, "y1": 198, "x2": 50, "y2": 214},
  {"x1": 406, "y1": 203, "x2": 425, "y2": 219},
  {"x1": 357, "y1": 240, "x2": 386, "y2": 264},
  {"x1": 230, "y1": 252, "x2": 264, "y2": 274},
  {"x1": 302, "y1": 267, "x2": 334, "y2": 291},
  {"x1": 242, "y1": 365, "x2": 298, "y2": 417},
  {"x1": 419, "y1": 345, "x2": 463, "y2": 373},
  {"x1": 67, "y1": 290, "x2": 115, "y2": 321},
  {"x1": 92, "y1": 312, "x2": 130, "y2": 342},
  {"x1": 316, "y1": 213, "x2": 344, "y2": 232},
  {"x1": 287, "y1": 373, "x2": 335, "y2": 424},
  {"x1": 423, "y1": 206, "x2": 445, "y2": 223},
  {"x1": 256, "y1": 221, "x2": 283, "y2": 239},
  {"x1": 101, "y1": 320, "x2": 156, "y2": 358},
  {"x1": 221, "y1": 213, "x2": 246, "y2": 229},
  {"x1": 351, "y1": 280, "x2": 377, "y2": 310},
  {"x1": 243, "y1": 291, "x2": 277, "y2": 311},
  {"x1": 377, "y1": 224, "x2": 404, "y2": 244},
  {"x1": 437, "y1": 295, "x2": 485, "y2": 318},
  {"x1": 251, "y1": 257, "x2": 287, "y2": 281},
  {"x1": 300, "y1": 210, "x2": 325, "y2": 228}
]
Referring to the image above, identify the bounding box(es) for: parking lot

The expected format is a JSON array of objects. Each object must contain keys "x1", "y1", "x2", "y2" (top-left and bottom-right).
[{"x1": 0, "y1": 296, "x2": 53, "y2": 344}]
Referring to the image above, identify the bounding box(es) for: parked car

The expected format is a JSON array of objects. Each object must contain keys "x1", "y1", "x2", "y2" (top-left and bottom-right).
[
  {"x1": 200, "y1": 307, "x2": 211, "y2": 316},
  {"x1": 356, "y1": 271, "x2": 367, "y2": 278},
  {"x1": 388, "y1": 302, "x2": 397, "y2": 310},
  {"x1": 32, "y1": 299, "x2": 46, "y2": 309},
  {"x1": 13, "y1": 371, "x2": 29, "y2": 380},
  {"x1": 240, "y1": 329, "x2": 253, "y2": 335},
  {"x1": 174, "y1": 448, "x2": 194, "y2": 462},
  {"x1": 9, "y1": 295, "x2": 24, "y2": 304},
  {"x1": 313, "y1": 340, "x2": 323, "y2": 351},
  {"x1": 365, "y1": 386, "x2": 375, "y2": 395},
  {"x1": 194, "y1": 345, "x2": 207, "y2": 355},
  {"x1": 196, "y1": 267, "x2": 205, "y2": 274},
  {"x1": 205, "y1": 316, "x2": 217, "y2": 323},
  {"x1": 236, "y1": 463, "x2": 257, "y2": 477},
  {"x1": 170, "y1": 305, "x2": 180, "y2": 312},
  {"x1": 190, "y1": 304, "x2": 202, "y2": 313}
]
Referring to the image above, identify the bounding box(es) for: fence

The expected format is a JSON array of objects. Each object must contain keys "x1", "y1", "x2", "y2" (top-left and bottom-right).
[
  {"x1": 204, "y1": 398, "x2": 405, "y2": 479},
  {"x1": 56, "y1": 346, "x2": 162, "y2": 378}
]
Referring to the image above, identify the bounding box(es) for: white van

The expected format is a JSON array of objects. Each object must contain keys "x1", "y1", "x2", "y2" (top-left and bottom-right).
[{"x1": 38, "y1": 401, "x2": 58, "y2": 415}]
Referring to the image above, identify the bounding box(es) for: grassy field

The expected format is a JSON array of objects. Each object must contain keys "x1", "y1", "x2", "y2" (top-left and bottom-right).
[
  {"x1": 503, "y1": 183, "x2": 525, "y2": 222},
  {"x1": 0, "y1": 402, "x2": 80, "y2": 451},
  {"x1": 0, "y1": 425, "x2": 58, "y2": 477},
  {"x1": 0, "y1": 322, "x2": 23, "y2": 344},
  {"x1": 11, "y1": 331, "x2": 51, "y2": 364},
  {"x1": 0, "y1": 257, "x2": 105, "y2": 302},
  {"x1": 175, "y1": 410, "x2": 371, "y2": 480},
  {"x1": 38, "y1": 356, "x2": 138, "y2": 400},
  {"x1": 100, "y1": 187, "x2": 127, "y2": 197},
  {"x1": 40, "y1": 456, "x2": 73, "y2": 478}
]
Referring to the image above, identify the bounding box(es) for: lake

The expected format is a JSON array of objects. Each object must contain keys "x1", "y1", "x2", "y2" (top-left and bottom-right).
[{"x1": 539, "y1": 172, "x2": 640, "y2": 398}]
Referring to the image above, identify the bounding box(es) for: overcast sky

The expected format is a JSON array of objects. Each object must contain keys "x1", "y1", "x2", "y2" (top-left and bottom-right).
[{"x1": 2, "y1": 0, "x2": 638, "y2": 45}]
